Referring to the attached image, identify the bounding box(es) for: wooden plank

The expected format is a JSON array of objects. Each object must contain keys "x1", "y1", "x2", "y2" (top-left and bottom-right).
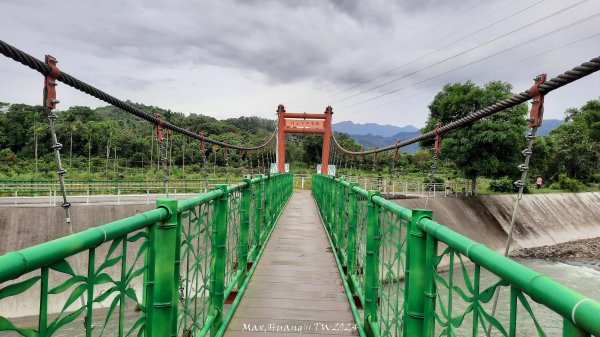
[{"x1": 223, "y1": 191, "x2": 357, "y2": 336}]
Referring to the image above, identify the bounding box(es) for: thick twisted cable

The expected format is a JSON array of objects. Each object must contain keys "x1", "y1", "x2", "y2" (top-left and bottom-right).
[
  {"x1": 331, "y1": 56, "x2": 600, "y2": 155},
  {"x1": 0, "y1": 39, "x2": 274, "y2": 151}
]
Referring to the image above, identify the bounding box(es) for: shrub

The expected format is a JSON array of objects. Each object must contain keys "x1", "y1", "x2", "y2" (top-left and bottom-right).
[
  {"x1": 558, "y1": 174, "x2": 585, "y2": 192},
  {"x1": 489, "y1": 177, "x2": 530, "y2": 193}
]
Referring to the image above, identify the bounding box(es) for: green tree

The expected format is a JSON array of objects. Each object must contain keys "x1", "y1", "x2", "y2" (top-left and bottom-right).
[
  {"x1": 422, "y1": 81, "x2": 528, "y2": 194},
  {"x1": 547, "y1": 98, "x2": 600, "y2": 181}
]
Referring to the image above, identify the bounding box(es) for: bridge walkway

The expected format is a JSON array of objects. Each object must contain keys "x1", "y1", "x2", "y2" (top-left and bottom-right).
[{"x1": 224, "y1": 190, "x2": 357, "y2": 336}]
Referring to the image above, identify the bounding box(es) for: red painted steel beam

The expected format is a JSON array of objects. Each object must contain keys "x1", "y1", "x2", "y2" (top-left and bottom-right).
[
  {"x1": 283, "y1": 113, "x2": 327, "y2": 119},
  {"x1": 321, "y1": 106, "x2": 333, "y2": 174},
  {"x1": 277, "y1": 105, "x2": 286, "y2": 173},
  {"x1": 282, "y1": 128, "x2": 326, "y2": 134}
]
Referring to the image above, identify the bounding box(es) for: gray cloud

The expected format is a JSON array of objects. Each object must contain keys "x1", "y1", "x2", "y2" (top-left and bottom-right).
[{"x1": 1, "y1": 0, "x2": 598, "y2": 127}]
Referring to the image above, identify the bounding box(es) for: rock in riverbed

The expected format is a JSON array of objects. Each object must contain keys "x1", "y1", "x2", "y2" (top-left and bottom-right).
[{"x1": 510, "y1": 237, "x2": 600, "y2": 259}]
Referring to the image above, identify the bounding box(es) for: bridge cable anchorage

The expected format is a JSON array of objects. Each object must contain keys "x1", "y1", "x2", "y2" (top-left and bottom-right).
[
  {"x1": 43, "y1": 55, "x2": 73, "y2": 227},
  {"x1": 224, "y1": 146, "x2": 230, "y2": 184},
  {"x1": 385, "y1": 141, "x2": 401, "y2": 197},
  {"x1": 198, "y1": 132, "x2": 209, "y2": 192},
  {"x1": 425, "y1": 122, "x2": 442, "y2": 207},
  {"x1": 0, "y1": 40, "x2": 275, "y2": 151},
  {"x1": 154, "y1": 111, "x2": 170, "y2": 197},
  {"x1": 328, "y1": 55, "x2": 600, "y2": 156},
  {"x1": 486, "y1": 73, "x2": 547, "y2": 337},
  {"x1": 43, "y1": 54, "x2": 92, "y2": 332}
]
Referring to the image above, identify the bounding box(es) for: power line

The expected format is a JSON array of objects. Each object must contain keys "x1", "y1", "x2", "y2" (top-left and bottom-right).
[
  {"x1": 330, "y1": 0, "x2": 588, "y2": 110},
  {"x1": 292, "y1": 0, "x2": 492, "y2": 110},
  {"x1": 332, "y1": 54, "x2": 600, "y2": 155},
  {"x1": 337, "y1": 8, "x2": 599, "y2": 112},
  {"x1": 338, "y1": 30, "x2": 600, "y2": 118},
  {"x1": 0, "y1": 40, "x2": 276, "y2": 151},
  {"x1": 298, "y1": 0, "x2": 544, "y2": 111}
]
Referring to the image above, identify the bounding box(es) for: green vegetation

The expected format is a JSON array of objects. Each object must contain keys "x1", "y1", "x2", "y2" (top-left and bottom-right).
[
  {"x1": 0, "y1": 102, "x2": 365, "y2": 180},
  {"x1": 421, "y1": 81, "x2": 599, "y2": 194},
  {"x1": 0, "y1": 93, "x2": 597, "y2": 195},
  {"x1": 421, "y1": 81, "x2": 529, "y2": 194}
]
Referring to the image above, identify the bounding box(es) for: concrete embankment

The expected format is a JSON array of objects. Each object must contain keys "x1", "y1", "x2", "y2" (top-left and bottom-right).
[
  {"x1": 395, "y1": 192, "x2": 600, "y2": 252},
  {"x1": 0, "y1": 204, "x2": 153, "y2": 254},
  {"x1": 0, "y1": 204, "x2": 153, "y2": 319},
  {"x1": 1, "y1": 192, "x2": 599, "y2": 319}
]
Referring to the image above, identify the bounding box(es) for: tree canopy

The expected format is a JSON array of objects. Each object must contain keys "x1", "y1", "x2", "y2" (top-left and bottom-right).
[{"x1": 422, "y1": 81, "x2": 528, "y2": 193}]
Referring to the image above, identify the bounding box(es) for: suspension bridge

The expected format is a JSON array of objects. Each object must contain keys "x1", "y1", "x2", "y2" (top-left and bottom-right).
[{"x1": 0, "y1": 39, "x2": 599, "y2": 337}]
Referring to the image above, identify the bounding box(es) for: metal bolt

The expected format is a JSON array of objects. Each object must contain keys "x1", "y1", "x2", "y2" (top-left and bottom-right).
[
  {"x1": 522, "y1": 149, "x2": 532, "y2": 156},
  {"x1": 51, "y1": 99, "x2": 60, "y2": 104}
]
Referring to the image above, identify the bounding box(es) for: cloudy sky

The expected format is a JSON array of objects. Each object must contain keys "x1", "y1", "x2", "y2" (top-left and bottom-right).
[{"x1": 1, "y1": 0, "x2": 599, "y2": 128}]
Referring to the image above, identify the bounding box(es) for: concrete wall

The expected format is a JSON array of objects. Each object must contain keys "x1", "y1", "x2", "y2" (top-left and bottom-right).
[
  {"x1": 395, "y1": 192, "x2": 600, "y2": 251},
  {"x1": 0, "y1": 204, "x2": 153, "y2": 254},
  {"x1": 0, "y1": 204, "x2": 153, "y2": 319}
]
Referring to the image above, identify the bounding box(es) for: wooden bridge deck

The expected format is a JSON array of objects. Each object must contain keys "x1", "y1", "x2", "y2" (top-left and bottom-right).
[{"x1": 224, "y1": 190, "x2": 358, "y2": 336}]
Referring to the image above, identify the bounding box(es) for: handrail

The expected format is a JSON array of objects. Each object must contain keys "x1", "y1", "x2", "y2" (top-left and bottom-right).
[
  {"x1": 0, "y1": 173, "x2": 293, "y2": 337},
  {"x1": 312, "y1": 174, "x2": 600, "y2": 337},
  {"x1": 0, "y1": 207, "x2": 167, "y2": 283},
  {"x1": 419, "y1": 217, "x2": 600, "y2": 335}
]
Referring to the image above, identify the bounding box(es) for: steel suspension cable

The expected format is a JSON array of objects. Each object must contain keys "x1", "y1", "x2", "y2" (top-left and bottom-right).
[
  {"x1": 330, "y1": 0, "x2": 556, "y2": 107},
  {"x1": 331, "y1": 55, "x2": 600, "y2": 156},
  {"x1": 338, "y1": 9, "x2": 600, "y2": 112},
  {"x1": 293, "y1": 0, "x2": 505, "y2": 110},
  {"x1": 339, "y1": 30, "x2": 600, "y2": 118},
  {"x1": 0, "y1": 40, "x2": 276, "y2": 151}
]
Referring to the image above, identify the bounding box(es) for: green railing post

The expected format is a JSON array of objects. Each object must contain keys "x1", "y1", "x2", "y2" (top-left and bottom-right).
[
  {"x1": 329, "y1": 178, "x2": 336, "y2": 230},
  {"x1": 346, "y1": 183, "x2": 358, "y2": 292},
  {"x1": 365, "y1": 190, "x2": 381, "y2": 336},
  {"x1": 264, "y1": 174, "x2": 271, "y2": 228},
  {"x1": 563, "y1": 318, "x2": 590, "y2": 337},
  {"x1": 143, "y1": 220, "x2": 156, "y2": 336},
  {"x1": 239, "y1": 178, "x2": 252, "y2": 288},
  {"x1": 336, "y1": 179, "x2": 346, "y2": 254},
  {"x1": 210, "y1": 185, "x2": 229, "y2": 337},
  {"x1": 404, "y1": 209, "x2": 433, "y2": 337},
  {"x1": 423, "y1": 227, "x2": 438, "y2": 337},
  {"x1": 152, "y1": 198, "x2": 178, "y2": 337},
  {"x1": 254, "y1": 175, "x2": 263, "y2": 250},
  {"x1": 172, "y1": 205, "x2": 183, "y2": 337},
  {"x1": 331, "y1": 178, "x2": 339, "y2": 244}
]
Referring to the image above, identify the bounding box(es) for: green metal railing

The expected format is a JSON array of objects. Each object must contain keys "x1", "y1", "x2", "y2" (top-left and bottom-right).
[
  {"x1": 0, "y1": 173, "x2": 292, "y2": 337},
  {"x1": 0, "y1": 179, "x2": 229, "y2": 197},
  {"x1": 312, "y1": 174, "x2": 600, "y2": 337}
]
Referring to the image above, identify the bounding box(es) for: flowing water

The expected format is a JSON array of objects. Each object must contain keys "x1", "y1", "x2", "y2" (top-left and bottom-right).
[{"x1": 426, "y1": 258, "x2": 600, "y2": 337}]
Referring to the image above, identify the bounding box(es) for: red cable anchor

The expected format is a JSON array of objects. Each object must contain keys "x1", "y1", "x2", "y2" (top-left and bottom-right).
[
  {"x1": 198, "y1": 132, "x2": 206, "y2": 153},
  {"x1": 43, "y1": 55, "x2": 61, "y2": 109},
  {"x1": 433, "y1": 122, "x2": 443, "y2": 154},
  {"x1": 393, "y1": 141, "x2": 400, "y2": 161},
  {"x1": 528, "y1": 74, "x2": 547, "y2": 128},
  {"x1": 154, "y1": 112, "x2": 164, "y2": 144}
]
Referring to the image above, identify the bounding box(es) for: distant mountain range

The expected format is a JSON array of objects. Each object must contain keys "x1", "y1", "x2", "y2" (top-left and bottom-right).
[
  {"x1": 536, "y1": 119, "x2": 563, "y2": 136},
  {"x1": 332, "y1": 119, "x2": 564, "y2": 153},
  {"x1": 332, "y1": 121, "x2": 419, "y2": 137}
]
